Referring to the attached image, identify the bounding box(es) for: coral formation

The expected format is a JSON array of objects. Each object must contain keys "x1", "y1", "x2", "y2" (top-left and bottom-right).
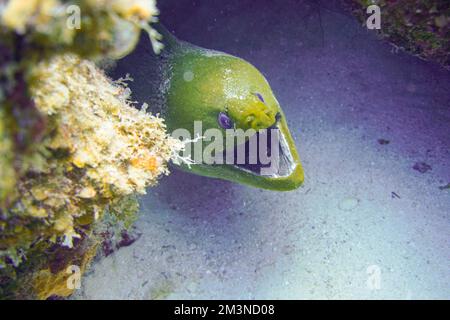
[
  {"x1": 0, "y1": 0, "x2": 162, "y2": 58},
  {"x1": 344, "y1": 0, "x2": 450, "y2": 68},
  {"x1": 0, "y1": 0, "x2": 181, "y2": 299}
]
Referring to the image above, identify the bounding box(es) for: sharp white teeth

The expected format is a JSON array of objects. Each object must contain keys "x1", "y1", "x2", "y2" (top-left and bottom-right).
[
  {"x1": 231, "y1": 127, "x2": 296, "y2": 178},
  {"x1": 277, "y1": 130, "x2": 296, "y2": 177}
]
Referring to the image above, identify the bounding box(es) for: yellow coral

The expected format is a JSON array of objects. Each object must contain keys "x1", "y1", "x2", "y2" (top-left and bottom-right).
[
  {"x1": 0, "y1": 0, "x2": 163, "y2": 59},
  {"x1": 0, "y1": 108, "x2": 16, "y2": 206},
  {"x1": 4, "y1": 53, "x2": 181, "y2": 250},
  {"x1": 1, "y1": 0, "x2": 59, "y2": 34},
  {"x1": 33, "y1": 269, "x2": 75, "y2": 299},
  {"x1": 30, "y1": 54, "x2": 179, "y2": 196},
  {"x1": 33, "y1": 240, "x2": 99, "y2": 300},
  {"x1": 77, "y1": 186, "x2": 97, "y2": 199},
  {"x1": 111, "y1": 0, "x2": 159, "y2": 20},
  {"x1": 1, "y1": 53, "x2": 180, "y2": 270}
]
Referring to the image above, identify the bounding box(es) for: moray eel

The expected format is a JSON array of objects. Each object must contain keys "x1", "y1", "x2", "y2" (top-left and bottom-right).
[{"x1": 112, "y1": 25, "x2": 304, "y2": 191}]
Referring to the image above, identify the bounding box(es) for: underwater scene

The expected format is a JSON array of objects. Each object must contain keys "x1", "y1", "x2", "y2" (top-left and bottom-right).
[{"x1": 0, "y1": 0, "x2": 449, "y2": 302}]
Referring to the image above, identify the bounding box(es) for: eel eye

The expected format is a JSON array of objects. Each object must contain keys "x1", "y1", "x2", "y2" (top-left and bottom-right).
[
  {"x1": 218, "y1": 112, "x2": 233, "y2": 129},
  {"x1": 255, "y1": 92, "x2": 265, "y2": 103}
]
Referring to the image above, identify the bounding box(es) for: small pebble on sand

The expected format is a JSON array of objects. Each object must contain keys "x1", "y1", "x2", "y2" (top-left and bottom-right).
[
  {"x1": 378, "y1": 139, "x2": 390, "y2": 145},
  {"x1": 413, "y1": 162, "x2": 432, "y2": 173},
  {"x1": 338, "y1": 197, "x2": 360, "y2": 211}
]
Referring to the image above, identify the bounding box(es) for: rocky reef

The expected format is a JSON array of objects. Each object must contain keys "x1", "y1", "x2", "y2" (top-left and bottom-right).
[
  {"x1": 344, "y1": 0, "x2": 450, "y2": 68},
  {"x1": 0, "y1": 0, "x2": 181, "y2": 299}
]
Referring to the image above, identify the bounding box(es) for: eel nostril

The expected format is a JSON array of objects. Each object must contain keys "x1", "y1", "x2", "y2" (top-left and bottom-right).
[
  {"x1": 255, "y1": 92, "x2": 265, "y2": 103},
  {"x1": 267, "y1": 112, "x2": 282, "y2": 129},
  {"x1": 275, "y1": 112, "x2": 282, "y2": 122}
]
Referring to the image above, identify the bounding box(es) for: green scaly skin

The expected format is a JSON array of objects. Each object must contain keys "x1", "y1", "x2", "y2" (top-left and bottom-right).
[{"x1": 115, "y1": 26, "x2": 304, "y2": 191}]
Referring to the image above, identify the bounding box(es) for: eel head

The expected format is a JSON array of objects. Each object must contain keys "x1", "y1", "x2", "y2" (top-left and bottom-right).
[{"x1": 165, "y1": 48, "x2": 304, "y2": 191}]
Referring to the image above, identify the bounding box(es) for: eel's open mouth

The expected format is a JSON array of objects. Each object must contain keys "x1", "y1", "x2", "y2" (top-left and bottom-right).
[
  {"x1": 178, "y1": 120, "x2": 303, "y2": 191},
  {"x1": 226, "y1": 126, "x2": 297, "y2": 178}
]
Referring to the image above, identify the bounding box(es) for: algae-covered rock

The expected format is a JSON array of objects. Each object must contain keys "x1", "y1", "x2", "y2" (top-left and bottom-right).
[
  {"x1": 344, "y1": 0, "x2": 450, "y2": 68},
  {"x1": 0, "y1": 53, "x2": 180, "y2": 299},
  {"x1": 0, "y1": 108, "x2": 15, "y2": 206},
  {"x1": 0, "y1": 0, "x2": 182, "y2": 299},
  {"x1": 0, "y1": 0, "x2": 162, "y2": 59}
]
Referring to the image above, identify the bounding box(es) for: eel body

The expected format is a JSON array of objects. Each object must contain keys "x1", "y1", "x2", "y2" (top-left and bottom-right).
[{"x1": 112, "y1": 26, "x2": 304, "y2": 191}]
